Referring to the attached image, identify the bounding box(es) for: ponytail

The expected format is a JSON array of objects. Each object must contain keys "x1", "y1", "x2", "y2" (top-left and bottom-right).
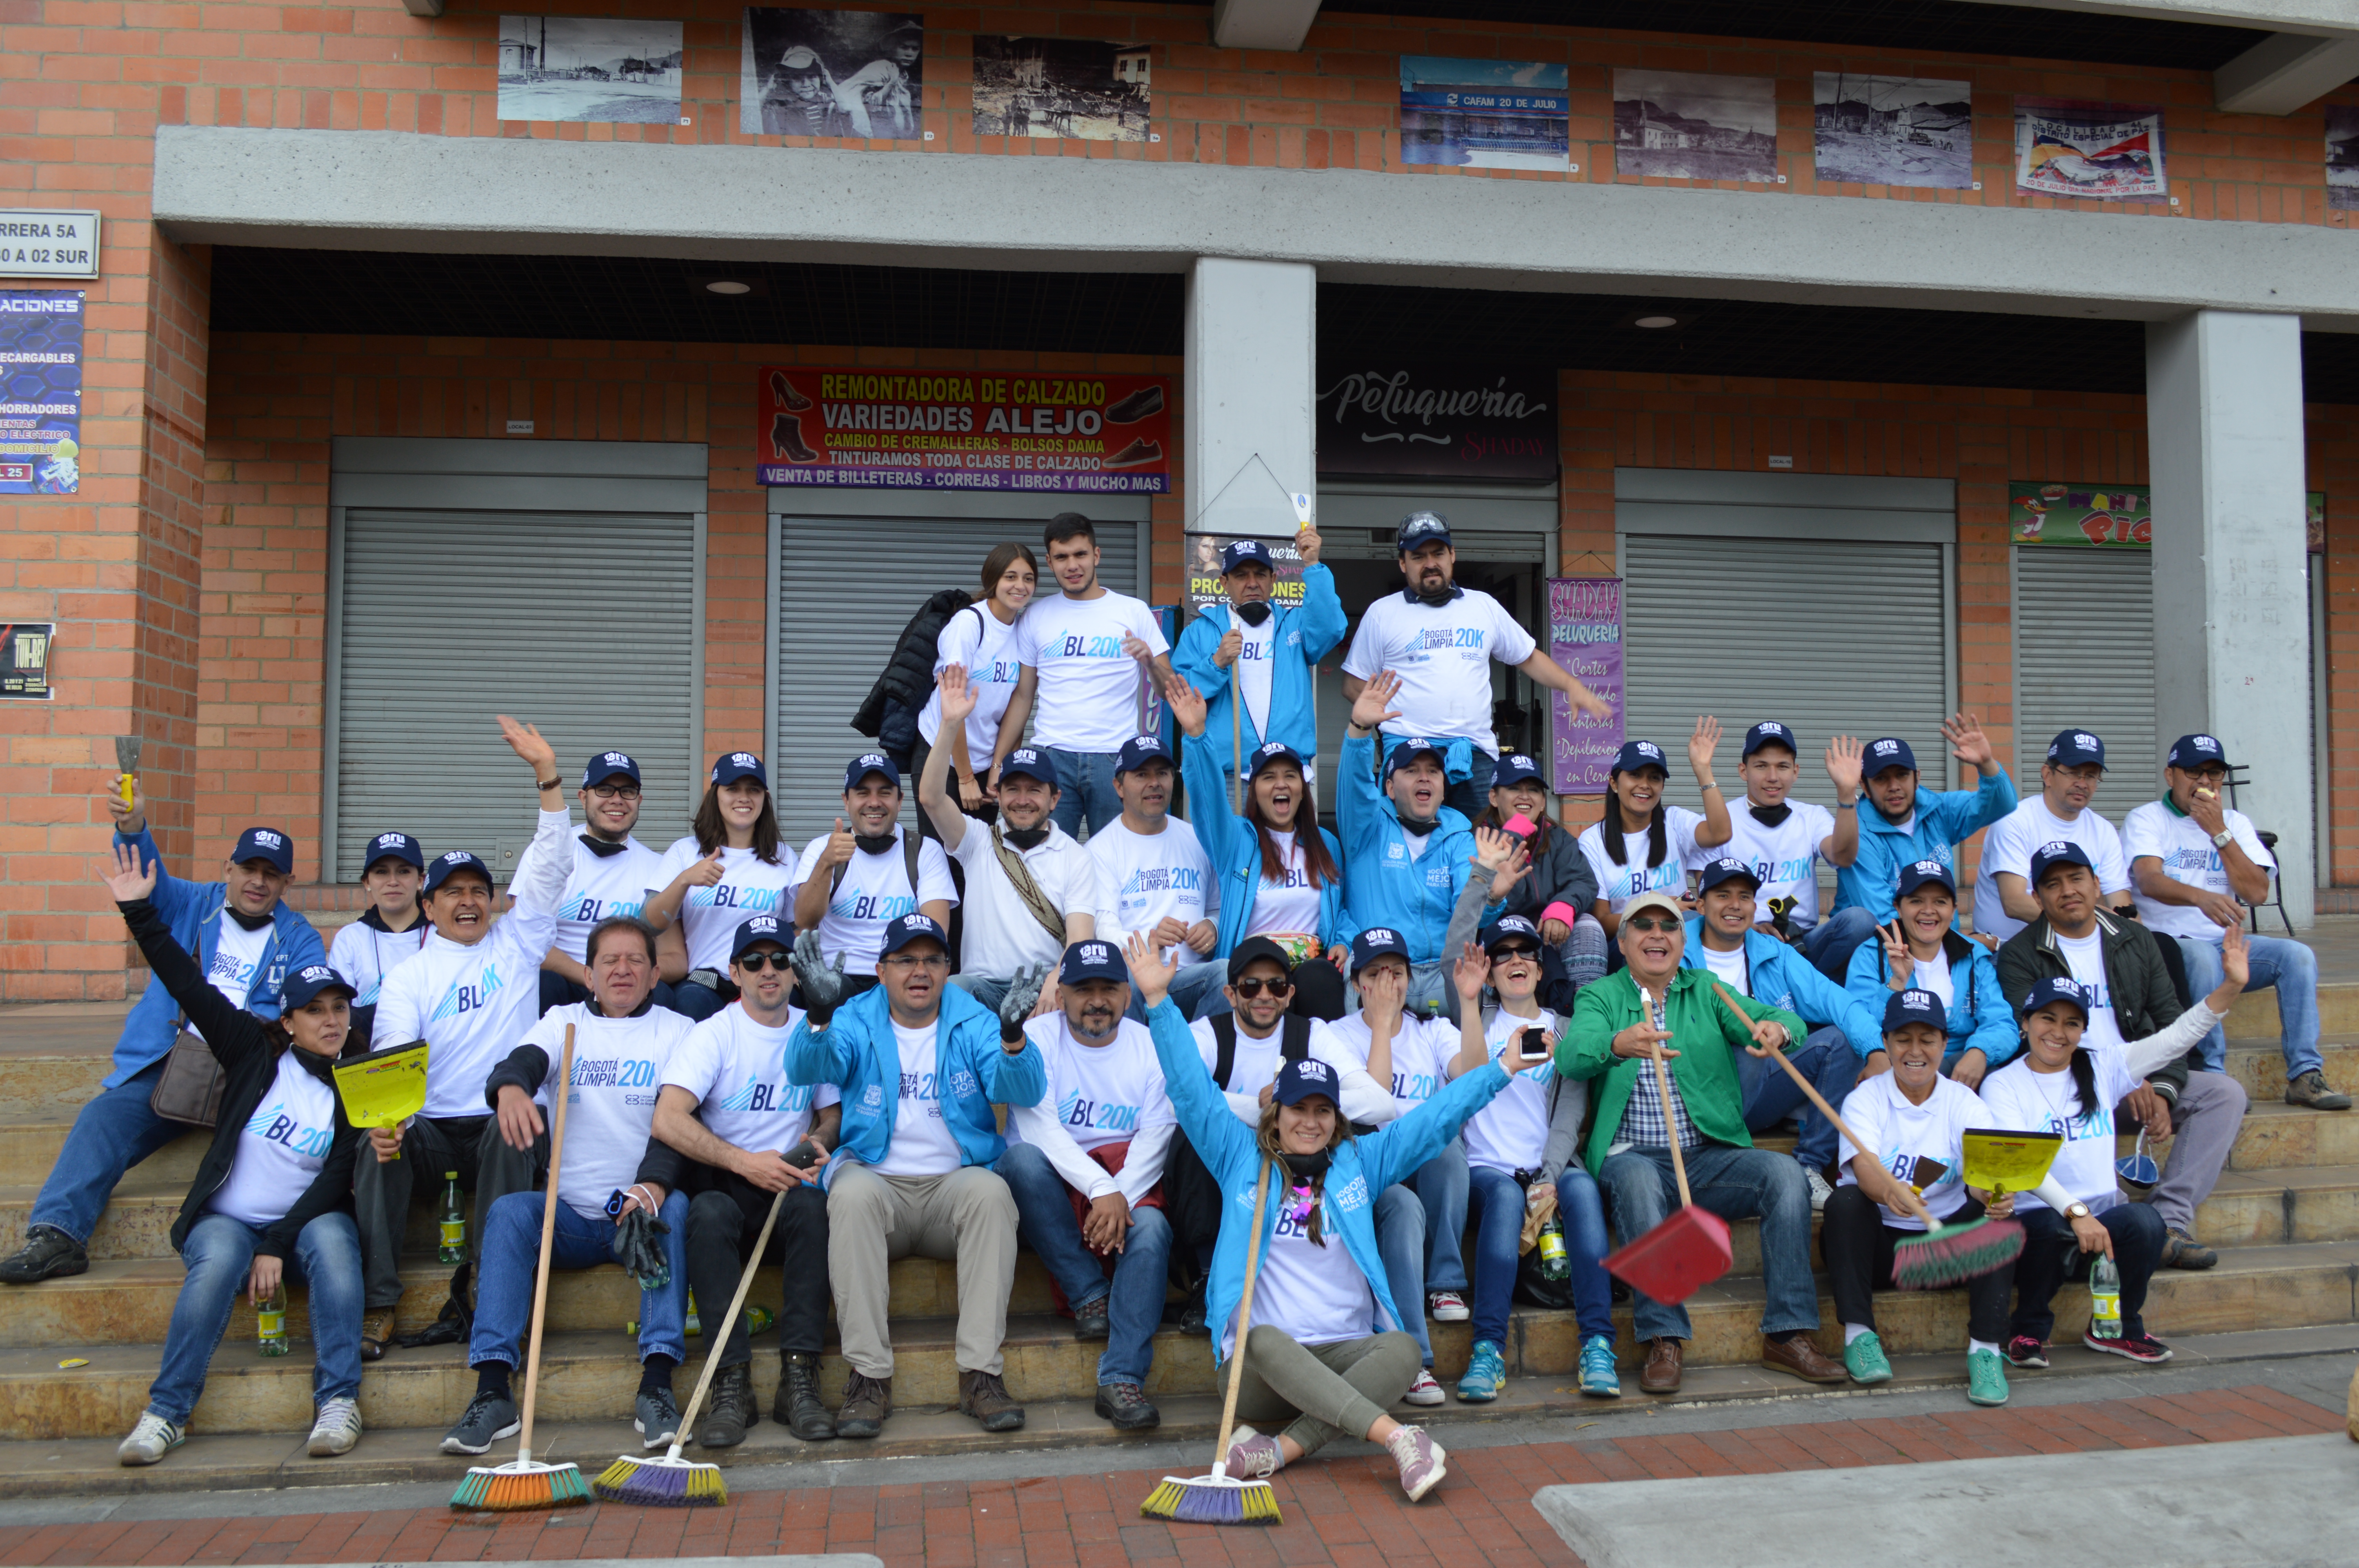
[{"x1": 2064, "y1": 1045, "x2": 2100, "y2": 1121}]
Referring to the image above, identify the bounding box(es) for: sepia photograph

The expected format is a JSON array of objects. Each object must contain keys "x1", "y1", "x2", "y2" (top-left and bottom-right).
[
  {"x1": 2329, "y1": 105, "x2": 2359, "y2": 211},
  {"x1": 496, "y1": 17, "x2": 682, "y2": 124},
  {"x1": 1813, "y1": 73, "x2": 1972, "y2": 188},
  {"x1": 1613, "y1": 68, "x2": 1779, "y2": 182},
  {"x1": 1398, "y1": 56, "x2": 1570, "y2": 171},
  {"x1": 971, "y1": 36, "x2": 1150, "y2": 142},
  {"x1": 740, "y1": 9, "x2": 923, "y2": 139}
]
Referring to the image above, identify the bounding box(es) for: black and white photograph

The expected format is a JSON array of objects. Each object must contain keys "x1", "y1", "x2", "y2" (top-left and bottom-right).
[
  {"x1": 496, "y1": 17, "x2": 682, "y2": 124},
  {"x1": 739, "y1": 8, "x2": 923, "y2": 139},
  {"x1": 2328, "y1": 105, "x2": 2359, "y2": 211},
  {"x1": 1613, "y1": 68, "x2": 1779, "y2": 182},
  {"x1": 1813, "y1": 73, "x2": 1972, "y2": 188},
  {"x1": 971, "y1": 36, "x2": 1150, "y2": 142}
]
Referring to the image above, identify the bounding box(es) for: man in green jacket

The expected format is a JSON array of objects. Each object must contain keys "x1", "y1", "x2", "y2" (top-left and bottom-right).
[{"x1": 1560, "y1": 891, "x2": 1844, "y2": 1395}]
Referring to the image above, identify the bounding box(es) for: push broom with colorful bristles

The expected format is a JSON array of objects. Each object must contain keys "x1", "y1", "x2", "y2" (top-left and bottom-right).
[
  {"x1": 1707, "y1": 982, "x2": 2023, "y2": 1288},
  {"x1": 1140, "y1": 1156, "x2": 1281, "y2": 1526},
  {"x1": 592, "y1": 1182, "x2": 789, "y2": 1506},
  {"x1": 451, "y1": 1025, "x2": 590, "y2": 1511}
]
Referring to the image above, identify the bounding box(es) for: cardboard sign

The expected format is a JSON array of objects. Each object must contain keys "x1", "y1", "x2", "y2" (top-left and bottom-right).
[
  {"x1": 1961, "y1": 1128, "x2": 2063, "y2": 1194},
  {"x1": 332, "y1": 1039, "x2": 431, "y2": 1130}
]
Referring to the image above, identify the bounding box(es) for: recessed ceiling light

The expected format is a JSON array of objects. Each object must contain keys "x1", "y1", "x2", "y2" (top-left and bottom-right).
[
  {"x1": 705, "y1": 279, "x2": 752, "y2": 296},
  {"x1": 1633, "y1": 314, "x2": 1678, "y2": 329}
]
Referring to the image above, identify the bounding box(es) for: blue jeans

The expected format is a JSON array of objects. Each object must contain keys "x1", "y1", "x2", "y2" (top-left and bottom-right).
[
  {"x1": 1127, "y1": 960, "x2": 1223, "y2": 1025},
  {"x1": 2173, "y1": 933, "x2": 2320, "y2": 1078},
  {"x1": 31, "y1": 1057, "x2": 185, "y2": 1245},
  {"x1": 1737, "y1": 1026, "x2": 1861, "y2": 1172},
  {"x1": 152, "y1": 1210, "x2": 363, "y2": 1426},
  {"x1": 995, "y1": 1142, "x2": 1172, "y2": 1387},
  {"x1": 1047, "y1": 749, "x2": 1121, "y2": 840},
  {"x1": 2011, "y1": 1201, "x2": 2166, "y2": 1343},
  {"x1": 1467, "y1": 1164, "x2": 1614, "y2": 1345},
  {"x1": 1375, "y1": 1181, "x2": 1433, "y2": 1367},
  {"x1": 1802, "y1": 906, "x2": 1879, "y2": 984},
  {"x1": 471, "y1": 1189, "x2": 689, "y2": 1369},
  {"x1": 1601, "y1": 1143, "x2": 1819, "y2": 1343},
  {"x1": 670, "y1": 978, "x2": 729, "y2": 1022},
  {"x1": 1442, "y1": 750, "x2": 1496, "y2": 823},
  {"x1": 1407, "y1": 1139, "x2": 1470, "y2": 1293}
]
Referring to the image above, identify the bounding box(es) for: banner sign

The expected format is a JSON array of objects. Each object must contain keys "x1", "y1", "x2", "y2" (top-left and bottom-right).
[
  {"x1": 1181, "y1": 533, "x2": 1310, "y2": 615},
  {"x1": 2009, "y1": 481, "x2": 2151, "y2": 548},
  {"x1": 0, "y1": 211, "x2": 99, "y2": 281},
  {"x1": 1314, "y1": 367, "x2": 1556, "y2": 481},
  {"x1": 2015, "y1": 99, "x2": 2167, "y2": 201},
  {"x1": 757, "y1": 366, "x2": 1171, "y2": 492},
  {"x1": 0, "y1": 290, "x2": 82, "y2": 494},
  {"x1": 0, "y1": 622, "x2": 53, "y2": 699},
  {"x1": 1547, "y1": 577, "x2": 1623, "y2": 795}
]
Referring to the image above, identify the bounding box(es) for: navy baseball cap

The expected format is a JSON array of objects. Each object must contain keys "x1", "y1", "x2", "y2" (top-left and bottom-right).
[
  {"x1": 2028, "y1": 840, "x2": 2095, "y2": 886},
  {"x1": 423, "y1": 849, "x2": 493, "y2": 895},
  {"x1": 843, "y1": 751, "x2": 900, "y2": 791},
  {"x1": 1896, "y1": 858, "x2": 1956, "y2": 897},
  {"x1": 281, "y1": 964, "x2": 355, "y2": 1010},
  {"x1": 1697, "y1": 856, "x2": 1761, "y2": 894},
  {"x1": 880, "y1": 912, "x2": 949, "y2": 957},
  {"x1": 1864, "y1": 737, "x2": 1917, "y2": 777},
  {"x1": 1883, "y1": 987, "x2": 1947, "y2": 1034},
  {"x1": 998, "y1": 746, "x2": 1058, "y2": 788},
  {"x1": 1115, "y1": 735, "x2": 1174, "y2": 775},
  {"x1": 711, "y1": 751, "x2": 767, "y2": 788},
  {"x1": 1481, "y1": 914, "x2": 1543, "y2": 953},
  {"x1": 1492, "y1": 752, "x2": 1546, "y2": 791},
  {"x1": 1227, "y1": 935, "x2": 1296, "y2": 982},
  {"x1": 2019, "y1": 975, "x2": 2091, "y2": 1021},
  {"x1": 1385, "y1": 736, "x2": 1446, "y2": 779},
  {"x1": 231, "y1": 827, "x2": 294, "y2": 875},
  {"x1": 1220, "y1": 539, "x2": 1276, "y2": 574},
  {"x1": 730, "y1": 913, "x2": 792, "y2": 962},
  {"x1": 1612, "y1": 739, "x2": 1668, "y2": 775},
  {"x1": 1246, "y1": 740, "x2": 1303, "y2": 780},
  {"x1": 1742, "y1": 721, "x2": 1798, "y2": 758},
  {"x1": 1396, "y1": 510, "x2": 1452, "y2": 554},
  {"x1": 582, "y1": 750, "x2": 641, "y2": 789},
  {"x1": 2046, "y1": 730, "x2": 2106, "y2": 769},
  {"x1": 362, "y1": 831, "x2": 423, "y2": 873},
  {"x1": 1272, "y1": 1055, "x2": 1341, "y2": 1107},
  {"x1": 1349, "y1": 927, "x2": 1411, "y2": 974},
  {"x1": 2168, "y1": 733, "x2": 2231, "y2": 770},
  {"x1": 1059, "y1": 938, "x2": 1128, "y2": 987}
]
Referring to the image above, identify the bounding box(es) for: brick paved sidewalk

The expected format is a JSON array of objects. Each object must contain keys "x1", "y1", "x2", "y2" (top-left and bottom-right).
[{"x1": 11, "y1": 1385, "x2": 2341, "y2": 1568}]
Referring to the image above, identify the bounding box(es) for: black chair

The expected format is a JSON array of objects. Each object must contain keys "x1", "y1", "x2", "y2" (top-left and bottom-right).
[{"x1": 2223, "y1": 765, "x2": 2297, "y2": 938}]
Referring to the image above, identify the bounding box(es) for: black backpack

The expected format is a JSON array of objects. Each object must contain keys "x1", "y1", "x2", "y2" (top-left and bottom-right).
[
  {"x1": 1204, "y1": 1011, "x2": 1313, "y2": 1087},
  {"x1": 851, "y1": 590, "x2": 976, "y2": 765}
]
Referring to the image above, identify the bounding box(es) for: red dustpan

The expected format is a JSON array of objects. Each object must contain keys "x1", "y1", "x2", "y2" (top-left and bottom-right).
[{"x1": 1602, "y1": 1035, "x2": 1732, "y2": 1304}]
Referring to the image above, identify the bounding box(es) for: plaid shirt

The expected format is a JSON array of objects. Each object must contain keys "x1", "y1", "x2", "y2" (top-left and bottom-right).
[{"x1": 1617, "y1": 992, "x2": 1700, "y2": 1151}]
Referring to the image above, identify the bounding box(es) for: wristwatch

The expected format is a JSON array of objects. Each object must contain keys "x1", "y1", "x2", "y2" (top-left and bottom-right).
[
  {"x1": 2211, "y1": 829, "x2": 2235, "y2": 849},
  {"x1": 2065, "y1": 1201, "x2": 2092, "y2": 1220}
]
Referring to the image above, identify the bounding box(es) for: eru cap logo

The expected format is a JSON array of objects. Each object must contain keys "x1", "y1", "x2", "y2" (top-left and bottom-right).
[
  {"x1": 1012, "y1": 746, "x2": 1042, "y2": 764},
  {"x1": 438, "y1": 850, "x2": 471, "y2": 865},
  {"x1": 857, "y1": 752, "x2": 888, "y2": 769},
  {"x1": 1298, "y1": 1060, "x2": 1333, "y2": 1083},
  {"x1": 297, "y1": 965, "x2": 335, "y2": 984},
  {"x1": 1635, "y1": 741, "x2": 1662, "y2": 759},
  {"x1": 745, "y1": 915, "x2": 780, "y2": 936},
  {"x1": 731, "y1": 752, "x2": 758, "y2": 767},
  {"x1": 1080, "y1": 942, "x2": 1110, "y2": 962},
  {"x1": 1913, "y1": 859, "x2": 1944, "y2": 875},
  {"x1": 253, "y1": 830, "x2": 284, "y2": 849},
  {"x1": 603, "y1": 751, "x2": 629, "y2": 765},
  {"x1": 2194, "y1": 735, "x2": 2220, "y2": 753},
  {"x1": 1759, "y1": 722, "x2": 1787, "y2": 736},
  {"x1": 2039, "y1": 840, "x2": 2072, "y2": 856},
  {"x1": 1510, "y1": 754, "x2": 1535, "y2": 768},
  {"x1": 2075, "y1": 732, "x2": 2097, "y2": 748},
  {"x1": 1872, "y1": 739, "x2": 1899, "y2": 756},
  {"x1": 1368, "y1": 927, "x2": 1398, "y2": 943},
  {"x1": 1904, "y1": 988, "x2": 1936, "y2": 1009}
]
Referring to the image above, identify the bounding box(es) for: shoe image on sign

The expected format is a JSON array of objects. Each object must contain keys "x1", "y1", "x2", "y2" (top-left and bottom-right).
[
  {"x1": 1104, "y1": 385, "x2": 1163, "y2": 423},
  {"x1": 772, "y1": 413, "x2": 818, "y2": 463},
  {"x1": 769, "y1": 370, "x2": 812, "y2": 412},
  {"x1": 1105, "y1": 437, "x2": 1161, "y2": 468}
]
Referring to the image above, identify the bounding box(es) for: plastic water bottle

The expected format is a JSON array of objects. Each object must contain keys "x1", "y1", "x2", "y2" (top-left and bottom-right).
[
  {"x1": 685, "y1": 1289, "x2": 701, "y2": 1338},
  {"x1": 438, "y1": 1171, "x2": 466, "y2": 1264},
  {"x1": 1536, "y1": 1216, "x2": 1570, "y2": 1281},
  {"x1": 257, "y1": 1281, "x2": 289, "y2": 1356},
  {"x1": 2088, "y1": 1254, "x2": 2123, "y2": 1339},
  {"x1": 630, "y1": 1302, "x2": 777, "y2": 1338}
]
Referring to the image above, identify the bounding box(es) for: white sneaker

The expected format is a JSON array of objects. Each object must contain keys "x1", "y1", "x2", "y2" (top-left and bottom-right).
[
  {"x1": 1804, "y1": 1167, "x2": 1834, "y2": 1212},
  {"x1": 1427, "y1": 1290, "x2": 1470, "y2": 1322},
  {"x1": 1402, "y1": 1369, "x2": 1445, "y2": 1406},
  {"x1": 307, "y1": 1395, "x2": 363, "y2": 1457},
  {"x1": 118, "y1": 1411, "x2": 185, "y2": 1467}
]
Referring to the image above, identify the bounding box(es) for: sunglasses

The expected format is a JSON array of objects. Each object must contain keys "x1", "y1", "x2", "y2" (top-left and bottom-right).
[
  {"x1": 1625, "y1": 914, "x2": 1680, "y2": 934},
  {"x1": 735, "y1": 951, "x2": 789, "y2": 973},
  {"x1": 1231, "y1": 976, "x2": 1294, "y2": 999},
  {"x1": 1489, "y1": 943, "x2": 1540, "y2": 960}
]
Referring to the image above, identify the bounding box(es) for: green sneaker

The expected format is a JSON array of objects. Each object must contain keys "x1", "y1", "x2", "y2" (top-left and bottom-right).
[
  {"x1": 1966, "y1": 1348, "x2": 2009, "y2": 1407},
  {"x1": 1843, "y1": 1330, "x2": 1893, "y2": 1385}
]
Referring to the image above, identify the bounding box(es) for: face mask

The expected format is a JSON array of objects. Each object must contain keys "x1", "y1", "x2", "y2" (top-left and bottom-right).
[
  {"x1": 1415, "y1": 583, "x2": 1456, "y2": 608},
  {"x1": 853, "y1": 832, "x2": 898, "y2": 857},
  {"x1": 1279, "y1": 1147, "x2": 1331, "y2": 1183},
  {"x1": 1398, "y1": 813, "x2": 1436, "y2": 838},
  {"x1": 1748, "y1": 802, "x2": 1792, "y2": 829},
  {"x1": 1003, "y1": 825, "x2": 1050, "y2": 851},
  {"x1": 1235, "y1": 600, "x2": 1272, "y2": 628}
]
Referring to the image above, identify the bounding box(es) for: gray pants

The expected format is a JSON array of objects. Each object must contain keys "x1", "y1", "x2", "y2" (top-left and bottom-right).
[
  {"x1": 827, "y1": 1162, "x2": 1018, "y2": 1379},
  {"x1": 2135, "y1": 1069, "x2": 2248, "y2": 1235},
  {"x1": 1235, "y1": 1325, "x2": 1420, "y2": 1459},
  {"x1": 352, "y1": 1112, "x2": 543, "y2": 1311}
]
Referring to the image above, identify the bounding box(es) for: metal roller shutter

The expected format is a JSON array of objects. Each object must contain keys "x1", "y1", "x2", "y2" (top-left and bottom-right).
[
  {"x1": 2013, "y1": 548, "x2": 2156, "y2": 822},
  {"x1": 1620, "y1": 535, "x2": 1952, "y2": 811},
  {"x1": 335, "y1": 508, "x2": 698, "y2": 880},
  {"x1": 773, "y1": 514, "x2": 1140, "y2": 843}
]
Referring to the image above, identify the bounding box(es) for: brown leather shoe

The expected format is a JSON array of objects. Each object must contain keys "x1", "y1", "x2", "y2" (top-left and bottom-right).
[
  {"x1": 836, "y1": 1372, "x2": 891, "y2": 1439},
  {"x1": 1638, "y1": 1337, "x2": 1683, "y2": 1394},
  {"x1": 1760, "y1": 1333, "x2": 1847, "y2": 1384},
  {"x1": 957, "y1": 1368, "x2": 1026, "y2": 1432},
  {"x1": 359, "y1": 1307, "x2": 396, "y2": 1363}
]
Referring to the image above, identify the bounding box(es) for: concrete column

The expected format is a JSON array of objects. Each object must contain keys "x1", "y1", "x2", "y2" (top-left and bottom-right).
[
  {"x1": 2146, "y1": 310, "x2": 2314, "y2": 926},
  {"x1": 1185, "y1": 256, "x2": 1315, "y2": 539}
]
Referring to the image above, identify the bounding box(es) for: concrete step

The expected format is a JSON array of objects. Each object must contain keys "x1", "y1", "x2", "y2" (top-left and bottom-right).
[
  {"x1": 2224, "y1": 1038, "x2": 2359, "y2": 1101},
  {"x1": 0, "y1": 1054, "x2": 114, "y2": 1120},
  {"x1": 2183, "y1": 1166, "x2": 2359, "y2": 1247},
  {"x1": 8, "y1": 1240, "x2": 2350, "y2": 1440},
  {"x1": 2225, "y1": 981, "x2": 2359, "y2": 1040},
  {"x1": 0, "y1": 1116, "x2": 208, "y2": 1188}
]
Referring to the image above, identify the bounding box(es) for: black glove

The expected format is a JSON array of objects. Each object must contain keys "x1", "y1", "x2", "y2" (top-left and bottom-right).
[
  {"x1": 791, "y1": 929, "x2": 847, "y2": 1026},
  {"x1": 612, "y1": 1207, "x2": 671, "y2": 1292},
  {"x1": 998, "y1": 962, "x2": 1050, "y2": 1042}
]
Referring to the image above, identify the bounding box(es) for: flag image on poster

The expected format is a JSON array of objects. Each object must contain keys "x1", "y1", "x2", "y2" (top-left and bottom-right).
[
  {"x1": 2016, "y1": 99, "x2": 2166, "y2": 200},
  {"x1": 0, "y1": 289, "x2": 82, "y2": 495}
]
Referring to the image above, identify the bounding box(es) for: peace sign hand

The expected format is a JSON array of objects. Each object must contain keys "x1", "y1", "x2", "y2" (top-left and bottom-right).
[{"x1": 1879, "y1": 920, "x2": 1915, "y2": 990}]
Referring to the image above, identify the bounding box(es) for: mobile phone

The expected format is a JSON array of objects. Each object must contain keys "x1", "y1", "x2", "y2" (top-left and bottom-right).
[
  {"x1": 1516, "y1": 1026, "x2": 1551, "y2": 1062},
  {"x1": 1502, "y1": 812, "x2": 1538, "y2": 840},
  {"x1": 784, "y1": 1142, "x2": 827, "y2": 1171}
]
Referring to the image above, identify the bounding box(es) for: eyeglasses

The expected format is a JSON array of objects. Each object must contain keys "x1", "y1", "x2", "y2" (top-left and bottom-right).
[
  {"x1": 2183, "y1": 767, "x2": 2228, "y2": 784},
  {"x1": 735, "y1": 952, "x2": 788, "y2": 973},
  {"x1": 1231, "y1": 976, "x2": 1294, "y2": 999},
  {"x1": 1625, "y1": 914, "x2": 1680, "y2": 934},
  {"x1": 587, "y1": 784, "x2": 642, "y2": 801},
  {"x1": 882, "y1": 953, "x2": 950, "y2": 971}
]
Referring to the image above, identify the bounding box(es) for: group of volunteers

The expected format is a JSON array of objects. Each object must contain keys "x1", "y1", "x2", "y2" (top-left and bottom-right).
[{"x1": 6, "y1": 508, "x2": 2339, "y2": 1502}]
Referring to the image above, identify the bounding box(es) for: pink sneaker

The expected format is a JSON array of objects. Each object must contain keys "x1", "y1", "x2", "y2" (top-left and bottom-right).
[
  {"x1": 1224, "y1": 1425, "x2": 1282, "y2": 1479},
  {"x1": 1385, "y1": 1426, "x2": 1448, "y2": 1501}
]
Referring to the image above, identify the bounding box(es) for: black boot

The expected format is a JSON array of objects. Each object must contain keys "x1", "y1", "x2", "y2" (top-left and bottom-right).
[
  {"x1": 696, "y1": 1361, "x2": 758, "y2": 1448},
  {"x1": 0, "y1": 1225, "x2": 85, "y2": 1285},
  {"x1": 774, "y1": 1350, "x2": 838, "y2": 1441}
]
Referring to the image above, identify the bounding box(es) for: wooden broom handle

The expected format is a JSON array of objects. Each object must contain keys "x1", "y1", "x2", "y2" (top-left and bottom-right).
[
  {"x1": 1646, "y1": 1036, "x2": 1694, "y2": 1209},
  {"x1": 668, "y1": 1181, "x2": 791, "y2": 1459},
  {"x1": 1212, "y1": 1156, "x2": 1275, "y2": 1474},
  {"x1": 516, "y1": 1024, "x2": 574, "y2": 1465},
  {"x1": 1707, "y1": 981, "x2": 1938, "y2": 1227}
]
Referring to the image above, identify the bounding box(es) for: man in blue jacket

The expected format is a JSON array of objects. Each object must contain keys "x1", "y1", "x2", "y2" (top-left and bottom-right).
[
  {"x1": 1171, "y1": 530, "x2": 1346, "y2": 794},
  {"x1": 1843, "y1": 859, "x2": 2017, "y2": 1087},
  {"x1": 1, "y1": 788, "x2": 325, "y2": 1285},
  {"x1": 1819, "y1": 713, "x2": 2015, "y2": 982},
  {"x1": 1339, "y1": 672, "x2": 1474, "y2": 1017},
  {"x1": 787, "y1": 913, "x2": 1048, "y2": 1440},
  {"x1": 1684, "y1": 858, "x2": 1877, "y2": 1209}
]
